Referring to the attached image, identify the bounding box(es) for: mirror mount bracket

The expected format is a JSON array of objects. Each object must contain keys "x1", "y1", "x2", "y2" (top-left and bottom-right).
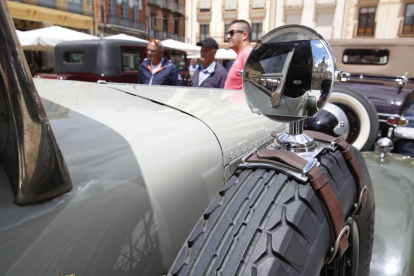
[{"x1": 272, "y1": 120, "x2": 325, "y2": 160}]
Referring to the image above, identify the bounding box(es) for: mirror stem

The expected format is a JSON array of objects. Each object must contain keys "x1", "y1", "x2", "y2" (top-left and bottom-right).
[{"x1": 287, "y1": 120, "x2": 304, "y2": 135}]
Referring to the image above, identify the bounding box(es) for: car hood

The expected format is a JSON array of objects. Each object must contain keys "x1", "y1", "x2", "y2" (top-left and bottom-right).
[
  {"x1": 362, "y1": 152, "x2": 414, "y2": 276},
  {"x1": 104, "y1": 83, "x2": 285, "y2": 172}
]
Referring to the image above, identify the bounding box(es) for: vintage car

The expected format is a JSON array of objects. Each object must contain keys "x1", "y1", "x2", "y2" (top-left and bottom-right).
[
  {"x1": 319, "y1": 39, "x2": 414, "y2": 156},
  {"x1": 34, "y1": 39, "x2": 191, "y2": 85},
  {"x1": 1, "y1": 1, "x2": 414, "y2": 275}
]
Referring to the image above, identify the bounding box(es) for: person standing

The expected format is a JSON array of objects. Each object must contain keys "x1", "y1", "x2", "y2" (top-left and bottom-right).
[
  {"x1": 224, "y1": 20, "x2": 253, "y2": 90},
  {"x1": 192, "y1": 38, "x2": 227, "y2": 88},
  {"x1": 138, "y1": 39, "x2": 182, "y2": 86},
  {"x1": 189, "y1": 59, "x2": 199, "y2": 72}
]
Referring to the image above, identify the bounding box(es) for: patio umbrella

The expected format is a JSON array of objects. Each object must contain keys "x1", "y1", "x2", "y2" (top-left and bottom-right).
[{"x1": 18, "y1": 26, "x2": 98, "y2": 51}]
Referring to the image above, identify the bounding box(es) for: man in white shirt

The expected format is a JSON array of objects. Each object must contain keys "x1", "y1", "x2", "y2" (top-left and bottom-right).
[{"x1": 191, "y1": 38, "x2": 227, "y2": 88}]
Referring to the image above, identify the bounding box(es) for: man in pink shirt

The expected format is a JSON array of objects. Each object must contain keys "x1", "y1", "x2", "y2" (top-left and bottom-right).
[{"x1": 224, "y1": 20, "x2": 253, "y2": 90}]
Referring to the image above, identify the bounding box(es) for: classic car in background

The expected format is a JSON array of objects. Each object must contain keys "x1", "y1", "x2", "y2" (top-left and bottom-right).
[
  {"x1": 318, "y1": 39, "x2": 414, "y2": 156},
  {"x1": 1, "y1": 0, "x2": 414, "y2": 274},
  {"x1": 34, "y1": 39, "x2": 191, "y2": 85}
]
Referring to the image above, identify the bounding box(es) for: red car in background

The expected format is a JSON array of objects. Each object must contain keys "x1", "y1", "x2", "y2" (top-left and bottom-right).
[{"x1": 35, "y1": 39, "x2": 190, "y2": 85}]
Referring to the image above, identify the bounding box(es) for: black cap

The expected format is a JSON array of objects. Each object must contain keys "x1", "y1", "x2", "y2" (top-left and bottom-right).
[{"x1": 197, "y1": 37, "x2": 218, "y2": 50}]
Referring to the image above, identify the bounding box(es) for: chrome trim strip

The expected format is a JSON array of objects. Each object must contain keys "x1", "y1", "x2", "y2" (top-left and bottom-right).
[
  {"x1": 238, "y1": 162, "x2": 308, "y2": 183},
  {"x1": 378, "y1": 113, "x2": 401, "y2": 118}
]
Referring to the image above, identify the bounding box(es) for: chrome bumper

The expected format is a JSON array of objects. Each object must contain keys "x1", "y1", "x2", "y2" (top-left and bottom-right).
[{"x1": 394, "y1": 127, "x2": 414, "y2": 140}]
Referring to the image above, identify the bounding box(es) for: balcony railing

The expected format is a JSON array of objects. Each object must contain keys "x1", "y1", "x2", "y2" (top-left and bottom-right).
[
  {"x1": 178, "y1": 4, "x2": 185, "y2": 14},
  {"x1": 168, "y1": 1, "x2": 178, "y2": 12},
  {"x1": 251, "y1": 0, "x2": 265, "y2": 9},
  {"x1": 166, "y1": 33, "x2": 184, "y2": 42},
  {"x1": 224, "y1": 0, "x2": 237, "y2": 10},
  {"x1": 315, "y1": 0, "x2": 336, "y2": 7},
  {"x1": 148, "y1": 0, "x2": 163, "y2": 6},
  {"x1": 107, "y1": 14, "x2": 145, "y2": 31},
  {"x1": 151, "y1": 30, "x2": 167, "y2": 40},
  {"x1": 284, "y1": 0, "x2": 303, "y2": 9},
  {"x1": 167, "y1": 33, "x2": 178, "y2": 40},
  {"x1": 10, "y1": 0, "x2": 93, "y2": 16}
]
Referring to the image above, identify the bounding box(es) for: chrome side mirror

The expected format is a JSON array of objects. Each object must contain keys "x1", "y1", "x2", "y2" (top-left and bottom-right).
[
  {"x1": 243, "y1": 25, "x2": 335, "y2": 122},
  {"x1": 243, "y1": 25, "x2": 341, "y2": 157}
]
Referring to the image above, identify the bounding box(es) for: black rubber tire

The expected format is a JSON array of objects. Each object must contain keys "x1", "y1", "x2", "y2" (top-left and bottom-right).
[
  {"x1": 328, "y1": 87, "x2": 379, "y2": 152},
  {"x1": 168, "y1": 149, "x2": 374, "y2": 276}
]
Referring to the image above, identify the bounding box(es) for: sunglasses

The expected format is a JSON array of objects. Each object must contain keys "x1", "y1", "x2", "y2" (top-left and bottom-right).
[
  {"x1": 149, "y1": 38, "x2": 162, "y2": 45},
  {"x1": 227, "y1": 30, "x2": 244, "y2": 37}
]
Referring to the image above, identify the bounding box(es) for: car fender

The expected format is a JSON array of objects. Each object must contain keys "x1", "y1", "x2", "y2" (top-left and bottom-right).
[
  {"x1": 0, "y1": 78, "x2": 280, "y2": 276},
  {"x1": 363, "y1": 152, "x2": 414, "y2": 276}
]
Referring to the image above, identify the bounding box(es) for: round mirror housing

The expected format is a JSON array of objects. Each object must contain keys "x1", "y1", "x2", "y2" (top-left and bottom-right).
[{"x1": 243, "y1": 25, "x2": 336, "y2": 123}]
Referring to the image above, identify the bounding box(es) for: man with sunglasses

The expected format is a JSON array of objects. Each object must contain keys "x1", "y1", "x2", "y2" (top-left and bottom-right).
[
  {"x1": 224, "y1": 20, "x2": 253, "y2": 90},
  {"x1": 191, "y1": 38, "x2": 227, "y2": 88},
  {"x1": 138, "y1": 39, "x2": 182, "y2": 86}
]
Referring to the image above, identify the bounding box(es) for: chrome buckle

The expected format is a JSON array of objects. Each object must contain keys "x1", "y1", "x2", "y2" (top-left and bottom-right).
[
  {"x1": 302, "y1": 158, "x2": 318, "y2": 178},
  {"x1": 327, "y1": 136, "x2": 342, "y2": 152},
  {"x1": 326, "y1": 225, "x2": 350, "y2": 264},
  {"x1": 350, "y1": 185, "x2": 367, "y2": 217}
]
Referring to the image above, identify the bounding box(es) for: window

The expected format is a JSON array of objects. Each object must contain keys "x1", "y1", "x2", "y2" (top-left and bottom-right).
[
  {"x1": 133, "y1": 0, "x2": 140, "y2": 21},
  {"x1": 150, "y1": 13, "x2": 156, "y2": 27},
  {"x1": 122, "y1": 48, "x2": 142, "y2": 71},
  {"x1": 200, "y1": 24, "x2": 209, "y2": 41},
  {"x1": 109, "y1": 0, "x2": 117, "y2": 15},
  {"x1": 199, "y1": 0, "x2": 211, "y2": 12},
  {"x1": 64, "y1": 52, "x2": 84, "y2": 63},
  {"x1": 171, "y1": 54, "x2": 186, "y2": 71},
  {"x1": 163, "y1": 18, "x2": 168, "y2": 32},
  {"x1": 357, "y1": 7, "x2": 376, "y2": 36},
  {"x1": 121, "y1": 0, "x2": 128, "y2": 18},
  {"x1": 174, "y1": 20, "x2": 179, "y2": 34},
  {"x1": 285, "y1": 14, "x2": 301, "y2": 24},
  {"x1": 224, "y1": 23, "x2": 229, "y2": 42},
  {"x1": 342, "y1": 49, "x2": 389, "y2": 65},
  {"x1": 403, "y1": 3, "x2": 414, "y2": 34},
  {"x1": 315, "y1": 12, "x2": 334, "y2": 39},
  {"x1": 251, "y1": 23, "x2": 262, "y2": 41}
]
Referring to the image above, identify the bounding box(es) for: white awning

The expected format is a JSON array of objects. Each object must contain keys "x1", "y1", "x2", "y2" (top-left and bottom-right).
[
  {"x1": 18, "y1": 26, "x2": 98, "y2": 51},
  {"x1": 104, "y1": 34, "x2": 148, "y2": 43},
  {"x1": 162, "y1": 39, "x2": 201, "y2": 56},
  {"x1": 188, "y1": 48, "x2": 236, "y2": 60}
]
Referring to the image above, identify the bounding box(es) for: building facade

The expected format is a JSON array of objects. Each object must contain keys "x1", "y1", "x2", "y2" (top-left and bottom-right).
[
  {"x1": 8, "y1": 0, "x2": 94, "y2": 33},
  {"x1": 96, "y1": 0, "x2": 147, "y2": 38},
  {"x1": 343, "y1": 0, "x2": 414, "y2": 38},
  {"x1": 187, "y1": 0, "x2": 414, "y2": 48},
  {"x1": 147, "y1": 0, "x2": 186, "y2": 41}
]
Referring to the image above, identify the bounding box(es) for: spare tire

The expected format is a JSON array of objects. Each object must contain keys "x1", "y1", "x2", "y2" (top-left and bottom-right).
[
  {"x1": 168, "y1": 148, "x2": 374, "y2": 276},
  {"x1": 305, "y1": 87, "x2": 379, "y2": 152}
]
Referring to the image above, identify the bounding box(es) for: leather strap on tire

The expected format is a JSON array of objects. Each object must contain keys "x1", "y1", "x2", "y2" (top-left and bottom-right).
[
  {"x1": 247, "y1": 148, "x2": 349, "y2": 259},
  {"x1": 304, "y1": 130, "x2": 367, "y2": 213}
]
